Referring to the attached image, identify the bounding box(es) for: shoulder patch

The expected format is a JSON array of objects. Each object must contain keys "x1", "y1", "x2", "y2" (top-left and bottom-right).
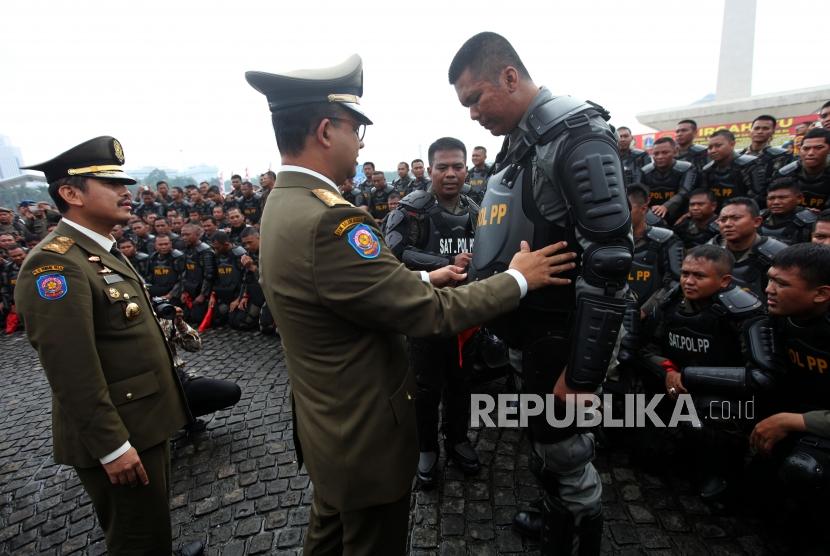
[
  {"x1": 42, "y1": 236, "x2": 75, "y2": 254},
  {"x1": 346, "y1": 224, "x2": 381, "y2": 259},
  {"x1": 334, "y1": 216, "x2": 365, "y2": 237},
  {"x1": 312, "y1": 188, "x2": 353, "y2": 208},
  {"x1": 36, "y1": 273, "x2": 68, "y2": 300}
]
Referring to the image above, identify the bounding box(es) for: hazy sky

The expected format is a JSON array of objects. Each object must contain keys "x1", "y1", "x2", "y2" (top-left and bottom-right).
[{"x1": 2, "y1": 0, "x2": 826, "y2": 180}]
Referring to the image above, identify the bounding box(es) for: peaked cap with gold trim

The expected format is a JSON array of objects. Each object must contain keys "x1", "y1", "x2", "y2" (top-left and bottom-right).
[
  {"x1": 21, "y1": 136, "x2": 136, "y2": 186},
  {"x1": 245, "y1": 54, "x2": 373, "y2": 125}
]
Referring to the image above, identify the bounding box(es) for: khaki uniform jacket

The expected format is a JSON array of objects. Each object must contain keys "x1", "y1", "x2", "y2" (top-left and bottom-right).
[
  {"x1": 259, "y1": 171, "x2": 521, "y2": 511},
  {"x1": 15, "y1": 221, "x2": 189, "y2": 468}
]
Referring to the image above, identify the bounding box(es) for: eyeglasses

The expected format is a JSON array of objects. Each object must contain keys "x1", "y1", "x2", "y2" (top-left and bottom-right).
[{"x1": 328, "y1": 117, "x2": 366, "y2": 141}]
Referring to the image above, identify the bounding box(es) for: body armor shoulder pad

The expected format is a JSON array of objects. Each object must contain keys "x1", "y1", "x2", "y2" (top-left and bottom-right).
[
  {"x1": 232, "y1": 245, "x2": 247, "y2": 257},
  {"x1": 702, "y1": 160, "x2": 715, "y2": 172},
  {"x1": 134, "y1": 252, "x2": 150, "y2": 261},
  {"x1": 717, "y1": 285, "x2": 763, "y2": 315},
  {"x1": 526, "y1": 95, "x2": 603, "y2": 143},
  {"x1": 760, "y1": 208, "x2": 771, "y2": 219},
  {"x1": 400, "y1": 190, "x2": 435, "y2": 212},
  {"x1": 632, "y1": 148, "x2": 647, "y2": 159},
  {"x1": 195, "y1": 242, "x2": 211, "y2": 253},
  {"x1": 735, "y1": 153, "x2": 758, "y2": 166},
  {"x1": 766, "y1": 146, "x2": 788, "y2": 157},
  {"x1": 777, "y1": 160, "x2": 799, "y2": 176},
  {"x1": 690, "y1": 144, "x2": 707, "y2": 154},
  {"x1": 171, "y1": 249, "x2": 184, "y2": 258},
  {"x1": 641, "y1": 162, "x2": 656, "y2": 175},
  {"x1": 147, "y1": 233, "x2": 156, "y2": 241},
  {"x1": 794, "y1": 209, "x2": 818, "y2": 227},
  {"x1": 707, "y1": 220, "x2": 720, "y2": 234},
  {"x1": 460, "y1": 194, "x2": 480, "y2": 212},
  {"x1": 660, "y1": 283, "x2": 683, "y2": 310},
  {"x1": 645, "y1": 225, "x2": 675, "y2": 244},
  {"x1": 674, "y1": 160, "x2": 693, "y2": 173},
  {"x1": 755, "y1": 236, "x2": 787, "y2": 262}
]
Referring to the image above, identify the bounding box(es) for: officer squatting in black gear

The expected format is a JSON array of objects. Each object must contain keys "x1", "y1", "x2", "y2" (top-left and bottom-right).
[
  {"x1": 229, "y1": 227, "x2": 276, "y2": 334},
  {"x1": 701, "y1": 129, "x2": 768, "y2": 208},
  {"x1": 640, "y1": 136, "x2": 699, "y2": 225},
  {"x1": 675, "y1": 119, "x2": 709, "y2": 171},
  {"x1": 709, "y1": 197, "x2": 787, "y2": 300},
  {"x1": 449, "y1": 32, "x2": 633, "y2": 554},
  {"x1": 616, "y1": 126, "x2": 652, "y2": 186},
  {"x1": 673, "y1": 189, "x2": 720, "y2": 249},
  {"x1": 744, "y1": 244, "x2": 830, "y2": 545},
  {"x1": 739, "y1": 115, "x2": 793, "y2": 182},
  {"x1": 625, "y1": 184, "x2": 683, "y2": 314},
  {"x1": 772, "y1": 127, "x2": 830, "y2": 211},
  {"x1": 760, "y1": 179, "x2": 817, "y2": 245},
  {"x1": 179, "y1": 223, "x2": 216, "y2": 325},
  {"x1": 384, "y1": 137, "x2": 481, "y2": 489},
  {"x1": 643, "y1": 245, "x2": 765, "y2": 499},
  {"x1": 210, "y1": 231, "x2": 246, "y2": 327},
  {"x1": 146, "y1": 235, "x2": 184, "y2": 299}
]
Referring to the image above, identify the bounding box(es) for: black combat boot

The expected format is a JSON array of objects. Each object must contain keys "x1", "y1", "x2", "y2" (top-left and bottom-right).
[
  {"x1": 445, "y1": 440, "x2": 480, "y2": 475},
  {"x1": 512, "y1": 507, "x2": 543, "y2": 539},
  {"x1": 417, "y1": 451, "x2": 438, "y2": 489},
  {"x1": 175, "y1": 540, "x2": 205, "y2": 556}
]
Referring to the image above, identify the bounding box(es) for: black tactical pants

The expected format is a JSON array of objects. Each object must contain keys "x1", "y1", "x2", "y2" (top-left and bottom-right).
[{"x1": 410, "y1": 336, "x2": 471, "y2": 452}]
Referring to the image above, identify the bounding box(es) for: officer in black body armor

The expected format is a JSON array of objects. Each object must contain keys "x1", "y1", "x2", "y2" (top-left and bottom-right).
[
  {"x1": 117, "y1": 237, "x2": 151, "y2": 281},
  {"x1": 760, "y1": 179, "x2": 817, "y2": 245},
  {"x1": 449, "y1": 33, "x2": 632, "y2": 553},
  {"x1": 391, "y1": 162, "x2": 414, "y2": 195},
  {"x1": 746, "y1": 245, "x2": 830, "y2": 543},
  {"x1": 384, "y1": 138, "x2": 482, "y2": 487},
  {"x1": 739, "y1": 115, "x2": 793, "y2": 182},
  {"x1": 645, "y1": 245, "x2": 764, "y2": 499},
  {"x1": 772, "y1": 128, "x2": 830, "y2": 211},
  {"x1": 146, "y1": 235, "x2": 184, "y2": 299},
  {"x1": 339, "y1": 177, "x2": 366, "y2": 207},
  {"x1": 179, "y1": 223, "x2": 216, "y2": 325},
  {"x1": 675, "y1": 119, "x2": 709, "y2": 171},
  {"x1": 228, "y1": 227, "x2": 276, "y2": 334},
  {"x1": 641, "y1": 137, "x2": 698, "y2": 225},
  {"x1": 130, "y1": 220, "x2": 156, "y2": 255},
  {"x1": 409, "y1": 159, "x2": 432, "y2": 195},
  {"x1": 366, "y1": 171, "x2": 396, "y2": 224},
  {"x1": 465, "y1": 146, "x2": 490, "y2": 204},
  {"x1": 673, "y1": 189, "x2": 720, "y2": 249},
  {"x1": 236, "y1": 181, "x2": 262, "y2": 225},
  {"x1": 617, "y1": 126, "x2": 651, "y2": 186},
  {"x1": 701, "y1": 130, "x2": 766, "y2": 208},
  {"x1": 134, "y1": 189, "x2": 166, "y2": 220},
  {"x1": 210, "y1": 231, "x2": 246, "y2": 327},
  {"x1": 166, "y1": 187, "x2": 191, "y2": 218},
  {"x1": 626, "y1": 185, "x2": 683, "y2": 311}
]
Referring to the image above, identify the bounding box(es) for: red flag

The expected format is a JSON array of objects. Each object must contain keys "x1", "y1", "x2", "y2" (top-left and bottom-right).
[
  {"x1": 457, "y1": 326, "x2": 480, "y2": 368},
  {"x1": 198, "y1": 292, "x2": 216, "y2": 332}
]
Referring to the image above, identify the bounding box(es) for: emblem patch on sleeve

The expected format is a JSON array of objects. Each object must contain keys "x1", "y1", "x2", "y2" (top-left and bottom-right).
[
  {"x1": 36, "y1": 274, "x2": 68, "y2": 300},
  {"x1": 346, "y1": 224, "x2": 381, "y2": 259}
]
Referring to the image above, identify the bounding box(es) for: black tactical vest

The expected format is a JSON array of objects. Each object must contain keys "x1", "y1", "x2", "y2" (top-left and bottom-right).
[
  {"x1": 214, "y1": 250, "x2": 244, "y2": 298},
  {"x1": 660, "y1": 295, "x2": 745, "y2": 368},
  {"x1": 422, "y1": 203, "x2": 476, "y2": 257},
  {"x1": 778, "y1": 314, "x2": 830, "y2": 414},
  {"x1": 627, "y1": 236, "x2": 662, "y2": 306},
  {"x1": 148, "y1": 252, "x2": 181, "y2": 296}
]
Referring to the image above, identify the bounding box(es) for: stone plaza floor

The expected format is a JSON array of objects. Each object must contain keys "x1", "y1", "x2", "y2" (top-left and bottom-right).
[{"x1": 0, "y1": 328, "x2": 822, "y2": 555}]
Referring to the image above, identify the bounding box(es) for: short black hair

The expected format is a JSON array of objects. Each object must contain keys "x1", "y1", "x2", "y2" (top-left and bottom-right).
[
  {"x1": 265, "y1": 170, "x2": 276, "y2": 180},
  {"x1": 141, "y1": 189, "x2": 154, "y2": 196},
  {"x1": 654, "y1": 136, "x2": 677, "y2": 147},
  {"x1": 473, "y1": 146, "x2": 487, "y2": 153},
  {"x1": 752, "y1": 114, "x2": 777, "y2": 128},
  {"x1": 723, "y1": 196, "x2": 760, "y2": 217},
  {"x1": 818, "y1": 209, "x2": 830, "y2": 224},
  {"x1": 411, "y1": 158, "x2": 424, "y2": 166},
  {"x1": 397, "y1": 161, "x2": 409, "y2": 169},
  {"x1": 272, "y1": 103, "x2": 339, "y2": 157},
  {"x1": 772, "y1": 243, "x2": 830, "y2": 289},
  {"x1": 211, "y1": 230, "x2": 230, "y2": 244},
  {"x1": 229, "y1": 175, "x2": 241, "y2": 181},
  {"x1": 710, "y1": 129, "x2": 736, "y2": 142},
  {"x1": 201, "y1": 216, "x2": 217, "y2": 225},
  {"x1": 617, "y1": 126, "x2": 632, "y2": 134},
  {"x1": 172, "y1": 186, "x2": 184, "y2": 194},
  {"x1": 804, "y1": 127, "x2": 830, "y2": 146},
  {"x1": 207, "y1": 185, "x2": 220, "y2": 194},
  {"x1": 821, "y1": 100, "x2": 830, "y2": 110},
  {"x1": 428, "y1": 137, "x2": 467, "y2": 166},
  {"x1": 686, "y1": 244, "x2": 735, "y2": 275},
  {"x1": 767, "y1": 177, "x2": 801, "y2": 194},
  {"x1": 117, "y1": 236, "x2": 135, "y2": 246},
  {"x1": 678, "y1": 119, "x2": 698, "y2": 130},
  {"x1": 156, "y1": 180, "x2": 168, "y2": 187},
  {"x1": 372, "y1": 171, "x2": 385, "y2": 178},
  {"x1": 388, "y1": 191, "x2": 401, "y2": 201},
  {"x1": 626, "y1": 183, "x2": 650, "y2": 206},
  {"x1": 49, "y1": 176, "x2": 87, "y2": 213},
  {"x1": 448, "y1": 32, "x2": 530, "y2": 84},
  {"x1": 362, "y1": 161, "x2": 375, "y2": 170},
  {"x1": 240, "y1": 226, "x2": 259, "y2": 239}
]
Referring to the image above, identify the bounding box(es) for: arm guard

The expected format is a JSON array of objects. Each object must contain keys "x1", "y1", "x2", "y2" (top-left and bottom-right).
[
  {"x1": 401, "y1": 248, "x2": 451, "y2": 272},
  {"x1": 560, "y1": 136, "x2": 633, "y2": 390}
]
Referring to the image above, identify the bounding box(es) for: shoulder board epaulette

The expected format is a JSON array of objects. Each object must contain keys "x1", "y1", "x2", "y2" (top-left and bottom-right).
[
  {"x1": 674, "y1": 160, "x2": 693, "y2": 173},
  {"x1": 735, "y1": 154, "x2": 759, "y2": 166},
  {"x1": 646, "y1": 226, "x2": 674, "y2": 244},
  {"x1": 311, "y1": 188, "x2": 353, "y2": 207},
  {"x1": 717, "y1": 286, "x2": 763, "y2": 315},
  {"x1": 42, "y1": 236, "x2": 75, "y2": 254}
]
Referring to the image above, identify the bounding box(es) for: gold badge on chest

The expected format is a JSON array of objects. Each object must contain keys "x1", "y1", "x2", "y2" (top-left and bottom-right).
[{"x1": 125, "y1": 302, "x2": 141, "y2": 319}]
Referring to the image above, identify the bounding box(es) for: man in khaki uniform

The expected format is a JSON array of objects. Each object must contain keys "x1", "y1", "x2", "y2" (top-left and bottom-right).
[
  {"x1": 245, "y1": 55, "x2": 576, "y2": 554},
  {"x1": 15, "y1": 137, "x2": 203, "y2": 556}
]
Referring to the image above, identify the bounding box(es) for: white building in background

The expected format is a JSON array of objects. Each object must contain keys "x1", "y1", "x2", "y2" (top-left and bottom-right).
[{"x1": 0, "y1": 135, "x2": 24, "y2": 180}]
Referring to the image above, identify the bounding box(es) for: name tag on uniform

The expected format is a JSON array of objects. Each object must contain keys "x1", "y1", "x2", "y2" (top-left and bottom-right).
[{"x1": 103, "y1": 274, "x2": 125, "y2": 284}]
